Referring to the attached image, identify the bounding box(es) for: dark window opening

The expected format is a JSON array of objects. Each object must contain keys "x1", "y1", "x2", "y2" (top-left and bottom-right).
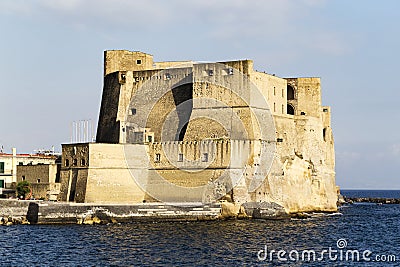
[
  {"x1": 73, "y1": 159, "x2": 77, "y2": 166},
  {"x1": 287, "y1": 84, "x2": 295, "y2": 100},
  {"x1": 65, "y1": 159, "x2": 70, "y2": 167},
  {"x1": 287, "y1": 104, "x2": 295, "y2": 115},
  {"x1": 277, "y1": 138, "x2": 283, "y2": 142},
  {"x1": 323, "y1": 108, "x2": 329, "y2": 112},
  {"x1": 300, "y1": 112, "x2": 306, "y2": 115},
  {"x1": 0, "y1": 162, "x2": 4, "y2": 174},
  {"x1": 323, "y1": 128, "x2": 327, "y2": 141},
  {"x1": 136, "y1": 59, "x2": 142, "y2": 65},
  {"x1": 147, "y1": 136, "x2": 153, "y2": 143},
  {"x1": 155, "y1": 154, "x2": 161, "y2": 162},
  {"x1": 81, "y1": 158, "x2": 86, "y2": 166},
  {"x1": 208, "y1": 70, "x2": 214, "y2": 76},
  {"x1": 22, "y1": 176, "x2": 26, "y2": 181},
  {"x1": 37, "y1": 178, "x2": 41, "y2": 183},
  {"x1": 130, "y1": 108, "x2": 136, "y2": 115}
]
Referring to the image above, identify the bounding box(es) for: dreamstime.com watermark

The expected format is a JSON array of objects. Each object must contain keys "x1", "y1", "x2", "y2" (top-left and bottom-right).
[{"x1": 257, "y1": 239, "x2": 397, "y2": 263}]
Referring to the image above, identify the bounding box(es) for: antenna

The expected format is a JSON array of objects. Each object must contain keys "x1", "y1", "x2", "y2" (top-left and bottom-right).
[{"x1": 70, "y1": 119, "x2": 94, "y2": 143}]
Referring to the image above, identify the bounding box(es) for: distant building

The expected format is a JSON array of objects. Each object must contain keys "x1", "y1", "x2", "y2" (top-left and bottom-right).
[
  {"x1": 16, "y1": 163, "x2": 60, "y2": 200},
  {"x1": 0, "y1": 148, "x2": 57, "y2": 196}
]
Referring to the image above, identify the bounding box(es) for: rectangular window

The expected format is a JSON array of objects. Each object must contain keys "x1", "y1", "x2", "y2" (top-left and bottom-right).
[
  {"x1": 178, "y1": 153, "x2": 183, "y2": 162},
  {"x1": 155, "y1": 153, "x2": 161, "y2": 162},
  {"x1": 202, "y1": 153, "x2": 208, "y2": 162},
  {"x1": 0, "y1": 162, "x2": 4, "y2": 174},
  {"x1": 22, "y1": 176, "x2": 26, "y2": 181},
  {"x1": 274, "y1": 103, "x2": 276, "y2": 112},
  {"x1": 0, "y1": 179, "x2": 4, "y2": 188},
  {"x1": 136, "y1": 59, "x2": 142, "y2": 65}
]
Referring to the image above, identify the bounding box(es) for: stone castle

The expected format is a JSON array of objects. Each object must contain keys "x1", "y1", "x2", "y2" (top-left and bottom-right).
[{"x1": 58, "y1": 50, "x2": 337, "y2": 216}]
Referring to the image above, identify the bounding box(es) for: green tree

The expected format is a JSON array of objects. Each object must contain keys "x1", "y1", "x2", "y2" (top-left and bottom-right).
[{"x1": 16, "y1": 181, "x2": 31, "y2": 199}]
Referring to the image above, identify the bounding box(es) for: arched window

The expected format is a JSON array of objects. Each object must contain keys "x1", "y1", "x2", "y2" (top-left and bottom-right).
[
  {"x1": 287, "y1": 84, "x2": 295, "y2": 100},
  {"x1": 287, "y1": 104, "x2": 295, "y2": 115}
]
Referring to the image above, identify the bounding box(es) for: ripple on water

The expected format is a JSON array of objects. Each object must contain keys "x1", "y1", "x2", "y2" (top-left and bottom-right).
[{"x1": 0, "y1": 204, "x2": 399, "y2": 266}]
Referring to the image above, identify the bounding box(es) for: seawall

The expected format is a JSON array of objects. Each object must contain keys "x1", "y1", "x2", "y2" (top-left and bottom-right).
[{"x1": 0, "y1": 200, "x2": 222, "y2": 225}]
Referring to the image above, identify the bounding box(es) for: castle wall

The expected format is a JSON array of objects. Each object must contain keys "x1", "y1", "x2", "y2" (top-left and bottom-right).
[
  {"x1": 59, "y1": 143, "x2": 148, "y2": 203},
  {"x1": 96, "y1": 72, "x2": 122, "y2": 143},
  {"x1": 104, "y1": 50, "x2": 154, "y2": 76},
  {"x1": 251, "y1": 71, "x2": 287, "y2": 115}
]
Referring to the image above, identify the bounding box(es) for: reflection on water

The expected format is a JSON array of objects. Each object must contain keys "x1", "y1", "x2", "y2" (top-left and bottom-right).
[{"x1": 0, "y1": 204, "x2": 399, "y2": 266}]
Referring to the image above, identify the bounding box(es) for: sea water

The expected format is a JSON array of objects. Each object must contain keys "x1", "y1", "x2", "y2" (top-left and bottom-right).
[{"x1": 0, "y1": 190, "x2": 399, "y2": 266}]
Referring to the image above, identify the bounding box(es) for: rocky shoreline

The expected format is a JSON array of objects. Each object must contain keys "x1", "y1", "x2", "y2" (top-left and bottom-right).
[
  {"x1": 2, "y1": 196, "x2": 398, "y2": 226},
  {"x1": 343, "y1": 196, "x2": 400, "y2": 204}
]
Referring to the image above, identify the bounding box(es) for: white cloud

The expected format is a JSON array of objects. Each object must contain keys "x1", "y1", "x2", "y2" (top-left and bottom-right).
[
  {"x1": 0, "y1": 0, "x2": 33, "y2": 15},
  {"x1": 390, "y1": 143, "x2": 400, "y2": 157}
]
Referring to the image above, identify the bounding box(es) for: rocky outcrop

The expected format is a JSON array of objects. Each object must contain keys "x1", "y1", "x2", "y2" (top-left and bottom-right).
[{"x1": 242, "y1": 202, "x2": 289, "y2": 219}]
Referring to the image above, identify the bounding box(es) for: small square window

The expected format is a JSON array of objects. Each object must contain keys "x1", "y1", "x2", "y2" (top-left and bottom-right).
[
  {"x1": 130, "y1": 108, "x2": 136, "y2": 115},
  {"x1": 136, "y1": 59, "x2": 142, "y2": 65},
  {"x1": 155, "y1": 153, "x2": 161, "y2": 162},
  {"x1": 208, "y1": 70, "x2": 214, "y2": 76},
  {"x1": 37, "y1": 178, "x2": 41, "y2": 183}
]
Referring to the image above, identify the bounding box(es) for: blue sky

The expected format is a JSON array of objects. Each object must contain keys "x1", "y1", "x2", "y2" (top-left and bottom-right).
[{"x1": 0, "y1": 0, "x2": 399, "y2": 189}]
